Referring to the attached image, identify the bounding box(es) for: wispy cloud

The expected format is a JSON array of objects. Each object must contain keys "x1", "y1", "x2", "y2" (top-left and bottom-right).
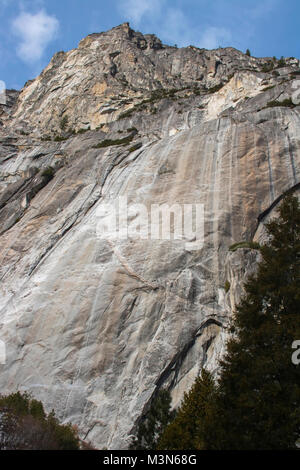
[
  {"x1": 118, "y1": 0, "x2": 164, "y2": 25},
  {"x1": 12, "y1": 9, "x2": 59, "y2": 63},
  {"x1": 118, "y1": 0, "x2": 231, "y2": 49},
  {"x1": 117, "y1": 0, "x2": 280, "y2": 51},
  {"x1": 199, "y1": 27, "x2": 232, "y2": 49},
  {"x1": 157, "y1": 8, "x2": 231, "y2": 49},
  {"x1": 160, "y1": 8, "x2": 190, "y2": 44}
]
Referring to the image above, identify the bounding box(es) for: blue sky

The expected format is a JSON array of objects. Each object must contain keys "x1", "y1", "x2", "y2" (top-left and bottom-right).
[{"x1": 0, "y1": 0, "x2": 299, "y2": 90}]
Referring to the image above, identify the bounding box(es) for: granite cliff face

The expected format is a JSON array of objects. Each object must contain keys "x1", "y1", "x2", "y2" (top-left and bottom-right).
[{"x1": 0, "y1": 23, "x2": 299, "y2": 448}]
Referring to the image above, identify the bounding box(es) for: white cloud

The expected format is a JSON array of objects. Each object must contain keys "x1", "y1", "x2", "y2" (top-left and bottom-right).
[
  {"x1": 199, "y1": 26, "x2": 232, "y2": 49},
  {"x1": 118, "y1": 1, "x2": 233, "y2": 50},
  {"x1": 12, "y1": 9, "x2": 59, "y2": 63},
  {"x1": 160, "y1": 8, "x2": 231, "y2": 49},
  {"x1": 162, "y1": 8, "x2": 189, "y2": 44},
  {"x1": 119, "y1": 0, "x2": 164, "y2": 25}
]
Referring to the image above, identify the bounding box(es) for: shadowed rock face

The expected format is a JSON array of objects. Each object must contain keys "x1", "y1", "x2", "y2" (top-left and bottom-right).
[{"x1": 0, "y1": 24, "x2": 299, "y2": 449}]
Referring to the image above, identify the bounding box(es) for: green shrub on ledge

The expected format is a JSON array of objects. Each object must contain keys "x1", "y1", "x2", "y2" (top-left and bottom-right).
[
  {"x1": 224, "y1": 280, "x2": 231, "y2": 293},
  {"x1": 265, "y1": 98, "x2": 295, "y2": 109},
  {"x1": 229, "y1": 241, "x2": 260, "y2": 252},
  {"x1": 93, "y1": 131, "x2": 137, "y2": 149}
]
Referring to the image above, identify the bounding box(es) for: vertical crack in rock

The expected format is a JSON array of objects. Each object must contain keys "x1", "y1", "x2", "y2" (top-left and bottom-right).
[
  {"x1": 256, "y1": 182, "x2": 300, "y2": 228},
  {"x1": 155, "y1": 318, "x2": 224, "y2": 390}
]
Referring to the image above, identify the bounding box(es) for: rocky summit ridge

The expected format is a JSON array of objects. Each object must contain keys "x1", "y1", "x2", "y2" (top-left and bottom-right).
[{"x1": 0, "y1": 23, "x2": 299, "y2": 449}]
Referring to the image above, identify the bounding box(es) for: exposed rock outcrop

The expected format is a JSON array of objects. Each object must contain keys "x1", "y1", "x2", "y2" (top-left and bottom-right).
[{"x1": 0, "y1": 24, "x2": 299, "y2": 449}]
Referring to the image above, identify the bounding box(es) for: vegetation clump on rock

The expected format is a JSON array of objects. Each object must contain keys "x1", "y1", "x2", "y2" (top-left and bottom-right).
[{"x1": 0, "y1": 391, "x2": 80, "y2": 450}]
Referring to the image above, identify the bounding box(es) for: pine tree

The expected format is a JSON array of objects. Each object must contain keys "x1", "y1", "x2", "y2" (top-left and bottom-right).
[
  {"x1": 210, "y1": 195, "x2": 300, "y2": 449},
  {"x1": 155, "y1": 195, "x2": 300, "y2": 450},
  {"x1": 246, "y1": 49, "x2": 251, "y2": 56},
  {"x1": 157, "y1": 369, "x2": 217, "y2": 450},
  {"x1": 130, "y1": 389, "x2": 176, "y2": 450},
  {"x1": 0, "y1": 391, "x2": 80, "y2": 450},
  {"x1": 277, "y1": 56, "x2": 286, "y2": 67}
]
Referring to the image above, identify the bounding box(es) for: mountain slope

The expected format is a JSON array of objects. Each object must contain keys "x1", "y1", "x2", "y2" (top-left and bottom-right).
[{"x1": 0, "y1": 23, "x2": 299, "y2": 449}]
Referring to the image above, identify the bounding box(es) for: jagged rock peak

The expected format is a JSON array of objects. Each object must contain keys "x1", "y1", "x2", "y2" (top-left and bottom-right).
[
  {"x1": 79, "y1": 22, "x2": 163, "y2": 50},
  {"x1": 6, "y1": 22, "x2": 296, "y2": 138}
]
